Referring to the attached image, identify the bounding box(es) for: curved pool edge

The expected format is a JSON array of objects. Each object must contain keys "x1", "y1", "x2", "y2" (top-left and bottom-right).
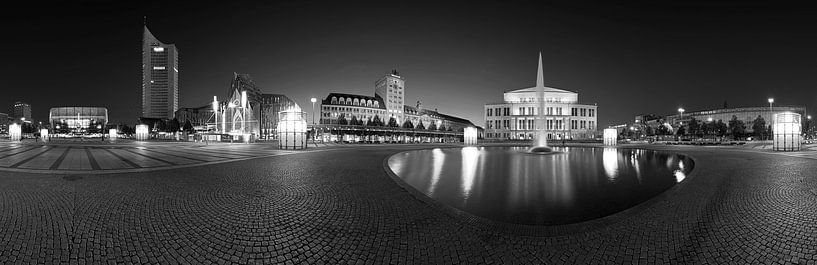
[{"x1": 381, "y1": 145, "x2": 700, "y2": 238}]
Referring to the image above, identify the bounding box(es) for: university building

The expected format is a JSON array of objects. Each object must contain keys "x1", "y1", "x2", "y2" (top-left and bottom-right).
[
  {"x1": 176, "y1": 73, "x2": 298, "y2": 140},
  {"x1": 142, "y1": 24, "x2": 179, "y2": 120},
  {"x1": 317, "y1": 70, "x2": 477, "y2": 143},
  {"x1": 484, "y1": 54, "x2": 598, "y2": 140}
]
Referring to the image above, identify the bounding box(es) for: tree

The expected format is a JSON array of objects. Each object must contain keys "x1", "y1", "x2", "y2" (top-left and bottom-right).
[
  {"x1": 416, "y1": 120, "x2": 425, "y2": 130},
  {"x1": 645, "y1": 126, "x2": 655, "y2": 136},
  {"x1": 715, "y1": 119, "x2": 728, "y2": 137},
  {"x1": 154, "y1": 120, "x2": 166, "y2": 132},
  {"x1": 387, "y1": 117, "x2": 399, "y2": 127},
  {"x1": 350, "y1": 116, "x2": 359, "y2": 126},
  {"x1": 657, "y1": 124, "x2": 670, "y2": 135},
  {"x1": 337, "y1": 114, "x2": 348, "y2": 125},
  {"x1": 121, "y1": 124, "x2": 135, "y2": 134},
  {"x1": 372, "y1": 115, "x2": 383, "y2": 127},
  {"x1": 688, "y1": 118, "x2": 701, "y2": 137},
  {"x1": 428, "y1": 122, "x2": 437, "y2": 131},
  {"x1": 402, "y1": 120, "x2": 414, "y2": 129},
  {"x1": 676, "y1": 126, "x2": 686, "y2": 136},
  {"x1": 182, "y1": 120, "x2": 194, "y2": 133},
  {"x1": 752, "y1": 115, "x2": 766, "y2": 139},
  {"x1": 168, "y1": 118, "x2": 181, "y2": 132},
  {"x1": 727, "y1": 115, "x2": 746, "y2": 139},
  {"x1": 439, "y1": 124, "x2": 446, "y2": 131}
]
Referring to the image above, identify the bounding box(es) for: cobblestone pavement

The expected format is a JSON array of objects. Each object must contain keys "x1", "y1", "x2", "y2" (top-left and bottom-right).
[
  {"x1": 0, "y1": 142, "x2": 306, "y2": 173},
  {"x1": 0, "y1": 144, "x2": 815, "y2": 264}
]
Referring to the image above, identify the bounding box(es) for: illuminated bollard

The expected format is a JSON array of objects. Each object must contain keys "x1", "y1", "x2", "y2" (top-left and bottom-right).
[
  {"x1": 40, "y1": 129, "x2": 49, "y2": 142},
  {"x1": 773, "y1": 112, "x2": 801, "y2": 151},
  {"x1": 603, "y1": 128, "x2": 618, "y2": 146},
  {"x1": 277, "y1": 108, "x2": 307, "y2": 150},
  {"x1": 109, "y1": 129, "x2": 118, "y2": 141},
  {"x1": 9, "y1": 124, "x2": 21, "y2": 141},
  {"x1": 135, "y1": 124, "x2": 149, "y2": 141},
  {"x1": 464, "y1": 127, "x2": 478, "y2": 145}
]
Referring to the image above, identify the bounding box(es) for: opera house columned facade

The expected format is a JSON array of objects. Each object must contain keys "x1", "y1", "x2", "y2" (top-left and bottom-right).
[{"x1": 484, "y1": 54, "x2": 598, "y2": 140}]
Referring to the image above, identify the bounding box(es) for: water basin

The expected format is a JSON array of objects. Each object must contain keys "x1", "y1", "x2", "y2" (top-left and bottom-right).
[{"x1": 387, "y1": 146, "x2": 693, "y2": 225}]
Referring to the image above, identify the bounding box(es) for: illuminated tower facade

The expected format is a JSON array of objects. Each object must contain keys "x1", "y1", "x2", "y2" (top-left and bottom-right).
[
  {"x1": 374, "y1": 70, "x2": 405, "y2": 124},
  {"x1": 141, "y1": 24, "x2": 179, "y2": 119}
]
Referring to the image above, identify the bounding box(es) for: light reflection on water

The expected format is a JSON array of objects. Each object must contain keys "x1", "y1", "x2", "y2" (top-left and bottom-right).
[{"x1": 388, "y1": 146, "x2": 694, "y2": 225}]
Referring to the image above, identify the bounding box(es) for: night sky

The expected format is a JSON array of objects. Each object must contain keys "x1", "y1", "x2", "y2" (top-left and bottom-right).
[{"x1": 2, "y1": 1, "x2": 816, "y2": 127}]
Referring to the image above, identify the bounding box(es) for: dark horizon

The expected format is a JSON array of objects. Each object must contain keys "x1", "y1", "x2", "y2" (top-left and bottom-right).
[{"x1": 2, "y1": 1, "x2": 816, "y2": 127}]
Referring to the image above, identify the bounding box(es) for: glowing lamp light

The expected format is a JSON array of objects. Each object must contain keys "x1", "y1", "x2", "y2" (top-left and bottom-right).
[
  {"x1": 603, "y1": 128, "x2": 618, "y2": 146},
  {"x1": 773, "y1": 112, "x2": 801, "y2": 151},
  {"x1": 277, "y1": 107, "x2": 307, "y2": 150},
  {"x1": 109, "y1": 129, "x2": 118, "y2": 140},
  {"x1": 241, "y1": 91, "x2": 247, "y2": 108},
  {"x1": 40, "y1": 129, "x2": 49, "y2": 142},
  {"x1": 463, "y1": 127, "x2": 478, "y2": 145},
  {"x1": 135, "y1": 124, "x2": 149, "y2": 141},
  {"x1": 9, "y1": 124, "x2": 21, "y2": 141},
  {"x1": 212, "y1": 96, "x2": 219, "y2": 112}
]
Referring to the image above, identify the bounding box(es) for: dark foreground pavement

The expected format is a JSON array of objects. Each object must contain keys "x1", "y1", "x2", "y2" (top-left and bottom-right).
[{"x1": 0, "y1": 145, "x2": 815, "y2": 264}]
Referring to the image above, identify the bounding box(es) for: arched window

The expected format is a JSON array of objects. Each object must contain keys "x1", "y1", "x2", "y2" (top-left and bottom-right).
[
  {"x1": 338, "y1": 97, "x2": 345, "y2": 104},
  {"x1": 331, "y1": 97, "x2": 337, "y2": 104},
  {"x1": 346, "y1": 98, "x2": 352, "y2": 105},
  {"x1": 367, "y1": 100, "x2": 372, "y2": 107},
  {"x1": 353, "y1": 98, "x2": 359, "y2": 106},
  {"x1": 374, "y1": 101, "x2": 379, "y2": 108}
]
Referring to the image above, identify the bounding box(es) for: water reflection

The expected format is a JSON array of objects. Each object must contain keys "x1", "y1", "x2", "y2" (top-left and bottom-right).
[
  {"x1": 602, "y1": 148, "x2": 619, "y2": 181},
  {"x1": 428, "y1": 148, "x2": 445, "y2": 195},
  {"x1": 389, "y1": 146, "x2": 694, "y2": 225}
]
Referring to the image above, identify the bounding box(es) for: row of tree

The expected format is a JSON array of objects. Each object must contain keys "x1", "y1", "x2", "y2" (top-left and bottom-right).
[
  {"x1": 623, "y1": 115, "x2": 772, "y2": 139},
  {"x1": 335, "y1": 114, "x2": 452, "y2": 131}
]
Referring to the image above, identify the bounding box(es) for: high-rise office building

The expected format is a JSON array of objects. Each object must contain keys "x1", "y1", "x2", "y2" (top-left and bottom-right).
[
  {"x1": 12, "y1": 101, "x2": 31, "y2": 122},
  {"x1": 141, "y1": 24, "x2": 179, "y2": 119}
]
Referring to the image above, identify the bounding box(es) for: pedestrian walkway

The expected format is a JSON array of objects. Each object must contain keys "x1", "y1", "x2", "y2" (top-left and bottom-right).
[{"x1": 0, "y1": 142, "x2": 303, "y2": 174}]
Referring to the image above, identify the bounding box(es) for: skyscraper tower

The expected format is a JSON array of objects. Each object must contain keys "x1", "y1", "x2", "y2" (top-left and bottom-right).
[
  {"x1": 374, "y1": 70, "x2": 405, "y2": 124},
  {"x1": 141, "y1": 21, "x2": 179, "y2": 119},
  {"x1": 12, "y1": 101, "x2": 31, "y2": 122}
]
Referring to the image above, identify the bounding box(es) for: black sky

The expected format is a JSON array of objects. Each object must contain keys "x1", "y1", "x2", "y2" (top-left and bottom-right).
[{"x1": 2, "y1": 1, "x2": 816, "y2": 127}]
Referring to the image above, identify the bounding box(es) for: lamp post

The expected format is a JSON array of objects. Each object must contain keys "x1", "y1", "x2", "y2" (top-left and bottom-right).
[
  {"x1": 677, "y1": 107, "x2": 685, "y2": 125},
  {"x1": 310, "y1": 98, "x2": 317, "y2": 125},
  {"x1": 768, "y1": 98, "x2": 774, "y2": 140},
  {"x1": 213, "y1": 96, "x2": 219, "y2": 133}
]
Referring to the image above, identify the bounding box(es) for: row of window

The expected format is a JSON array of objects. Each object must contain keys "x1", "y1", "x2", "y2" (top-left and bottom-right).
[
  {"x1": 487, "y1": 107, "x2": 596, "y2": 117},
  {"x1": 485, "y1": 119, "x2": 596, "y2": 130},
  {"x1": 330, "y1": 97, "x2": 380, "y2": 108}
]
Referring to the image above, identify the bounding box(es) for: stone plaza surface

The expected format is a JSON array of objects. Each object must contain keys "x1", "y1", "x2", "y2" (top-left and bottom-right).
[{"x1": 0, "y1": 142, "x2": 815, "y2": 264}]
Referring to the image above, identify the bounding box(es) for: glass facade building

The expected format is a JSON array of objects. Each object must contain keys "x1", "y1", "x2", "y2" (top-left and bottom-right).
[{"x1": 49, "y1": 107, "x2": 108, "y2": 134}]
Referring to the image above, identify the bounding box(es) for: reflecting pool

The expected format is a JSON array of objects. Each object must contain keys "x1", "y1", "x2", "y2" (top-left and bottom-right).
[{"x1": 387, "y1": 146, "x2": 693, "y2": 225}]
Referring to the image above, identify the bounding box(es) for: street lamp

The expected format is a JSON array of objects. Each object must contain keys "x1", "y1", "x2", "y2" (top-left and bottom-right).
[
  {"x1": 310, "y1": 98, "x2": 317, "y2": 125},
  {"x1": 677, "y1": 108, "x2": 685, "y2": 125},
  {"x1": 768, "y1": 98, "x2": 774, "y2": 140}
]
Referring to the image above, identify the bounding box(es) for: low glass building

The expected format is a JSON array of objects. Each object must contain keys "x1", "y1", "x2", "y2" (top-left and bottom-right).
[{"x1": 49, "y1": 107, "x2": 108, "y2": 134}]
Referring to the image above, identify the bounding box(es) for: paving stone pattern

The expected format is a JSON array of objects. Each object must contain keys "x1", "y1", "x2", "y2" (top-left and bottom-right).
[{"x1": 0, "y1": 145, "x2": 815, "y2": 264}]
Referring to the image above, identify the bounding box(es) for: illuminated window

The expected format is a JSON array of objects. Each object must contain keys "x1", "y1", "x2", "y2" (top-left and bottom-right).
[
  {"x1": 153, "y1": 66, "x2": 166, "y2": 70},
  {"x1": 153, "y1": 47, "x2": 165, "y2": 52}
]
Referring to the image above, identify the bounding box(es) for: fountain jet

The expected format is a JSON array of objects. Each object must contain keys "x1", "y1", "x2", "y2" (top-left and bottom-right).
[{"x1": 528, "y1": 52, "x2": 554, "y2": 153}]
